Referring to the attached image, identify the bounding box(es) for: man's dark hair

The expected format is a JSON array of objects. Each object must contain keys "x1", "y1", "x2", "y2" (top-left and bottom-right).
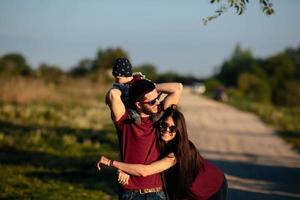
[{"x1": 129, "y1": 79, "x2": 156, "y2": 104}]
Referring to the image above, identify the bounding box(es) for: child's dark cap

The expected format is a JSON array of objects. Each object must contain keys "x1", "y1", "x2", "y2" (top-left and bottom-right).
[{"x1": 112, "y1": 58, "x2": 132, "y2": 77}]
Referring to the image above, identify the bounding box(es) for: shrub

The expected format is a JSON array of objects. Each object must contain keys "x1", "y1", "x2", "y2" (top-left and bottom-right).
[
  {"x1": 237, "y1": 73, "x2": 271, "y2": 103},
  {"x1": 204, "y1": 78, "x2": 223, "y2": 94},
  {"x1": 274, "y1": 80, "x2": 300, "y2": 107}
]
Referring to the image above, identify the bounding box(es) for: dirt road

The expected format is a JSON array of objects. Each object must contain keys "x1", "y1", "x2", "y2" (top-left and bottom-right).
[{"x1": 180, "y1": 87, "x2": 300, "y2": 200}]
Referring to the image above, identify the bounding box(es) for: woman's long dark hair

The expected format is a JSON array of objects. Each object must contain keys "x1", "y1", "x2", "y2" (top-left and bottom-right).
[{"x1": 156, "y1": 106, "x2": 204, "y2": 199}]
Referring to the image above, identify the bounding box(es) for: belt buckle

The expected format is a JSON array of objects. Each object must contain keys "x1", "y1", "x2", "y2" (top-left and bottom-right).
[
  {"x1": 138, "y1": 188, "x2": 161, "y2": 194},
  {"x1": 139, "y1": 188, "x2": 149, "y2": 194}
]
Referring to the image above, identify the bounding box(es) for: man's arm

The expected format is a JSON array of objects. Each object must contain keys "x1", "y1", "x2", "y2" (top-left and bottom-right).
[
  {"x1": 105, "y1": 88, "x2": 126, "y2": 121},
  {"x1": 156, "y1": 82, "x2": 183, "y2": 110}
]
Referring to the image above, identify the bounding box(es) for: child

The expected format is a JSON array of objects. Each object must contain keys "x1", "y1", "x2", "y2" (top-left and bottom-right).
[{"x1": 110, "y1": 58, "x2": 146, "y2": 124}]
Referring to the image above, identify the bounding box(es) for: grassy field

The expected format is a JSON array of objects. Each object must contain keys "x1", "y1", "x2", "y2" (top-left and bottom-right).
[
  {"x1": 0, "y1": 77, "x2": 119, "y2": 200},
  {"x1": 226, "y1": 89, "x2": 300, "y2": 152}
]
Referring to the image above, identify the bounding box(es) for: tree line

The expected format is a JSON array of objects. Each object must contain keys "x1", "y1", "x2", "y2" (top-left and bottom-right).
[
  {"x1": 0, "y1": 47, "x2": 202, "y2": 85},
  {"x1": 1, "y1": 44, "x2": 299, "y2": 107},
  {"x1": 206, "y1": 44, "x2": 300, "y2": 107}
]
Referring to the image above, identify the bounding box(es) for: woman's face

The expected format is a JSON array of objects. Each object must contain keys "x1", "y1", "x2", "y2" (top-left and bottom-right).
[{"x1": 159, "y1": 116, "x2": 177, "y2": 143}]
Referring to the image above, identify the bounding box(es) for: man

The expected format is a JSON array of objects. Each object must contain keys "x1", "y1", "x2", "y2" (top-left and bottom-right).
[{"x1": 106, "y1": 65, "x2": 183, "y2": 199}]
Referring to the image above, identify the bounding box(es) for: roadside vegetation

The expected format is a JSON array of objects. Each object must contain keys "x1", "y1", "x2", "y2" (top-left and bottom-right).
[{"x1": 0, "y1": 77, "x2": 119, "y2": 200}]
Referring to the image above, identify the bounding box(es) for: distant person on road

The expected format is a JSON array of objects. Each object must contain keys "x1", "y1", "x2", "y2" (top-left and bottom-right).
[
  {"x1": 98, "y1": 106, "x2": 228, "y2": 200},
  {"x1": 104, "y1": 63, "x2": 183, "y2": 200},
  {"x1": 213, "y1": 87, "x2": 228, "y2": 102}
]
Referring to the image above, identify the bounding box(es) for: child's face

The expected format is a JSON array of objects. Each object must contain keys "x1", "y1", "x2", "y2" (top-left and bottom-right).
[{"x1": 115, "y1": 76, "x2": 132, "y2": 84}]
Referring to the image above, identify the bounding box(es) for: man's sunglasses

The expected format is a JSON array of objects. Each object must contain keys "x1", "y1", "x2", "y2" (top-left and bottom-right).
[
  {"x1": 140, "y1": 93, "x2": 162, "y2": 106},
  {"x1": 159, "y1": 122, "x2": 177, "y2": 134}
]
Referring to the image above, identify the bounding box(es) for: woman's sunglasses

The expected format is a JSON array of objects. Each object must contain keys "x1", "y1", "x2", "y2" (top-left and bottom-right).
[{"x1": 159, "y1": 122, "x2": 177, "y2": 134}]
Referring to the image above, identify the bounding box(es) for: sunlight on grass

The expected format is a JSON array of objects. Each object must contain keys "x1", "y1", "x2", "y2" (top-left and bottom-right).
[{"x1": 0, "y1": 77, "x2": 119, "y2": 200}]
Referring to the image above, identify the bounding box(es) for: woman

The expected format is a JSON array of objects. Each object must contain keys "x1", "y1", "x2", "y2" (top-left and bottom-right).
[{"x1": 98, "y1": 106, "x2": 227, "y2": 200}]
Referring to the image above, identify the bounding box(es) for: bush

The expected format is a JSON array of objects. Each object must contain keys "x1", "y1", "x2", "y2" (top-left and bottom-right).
[
  {"x1": 37, "y1": 64, "x2": 64, "y2": 83},
  {"x1": 204, "y1": 78, "x2": 223, "y2": 94},
  {"x1": 274, "y1": 80, "x2": 300, "y2": 107},
  {"x1": 156, "y1": 72, "x2": 181, "y2": 83},
  {"x1": 237, "y1": 73, "x2": 271, "y2": 103}
]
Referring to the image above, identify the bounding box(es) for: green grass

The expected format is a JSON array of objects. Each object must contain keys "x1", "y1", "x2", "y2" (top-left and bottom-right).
[
  {"x1": 225, "y1": 90, "x2": 300, "y2": 152},
  {"x1": 0, "y1": 85, "x2": 120, "y2": 199}
]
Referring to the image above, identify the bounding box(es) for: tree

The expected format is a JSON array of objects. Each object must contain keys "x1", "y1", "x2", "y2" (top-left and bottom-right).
[
  {"x1": 0, "y1": 53, "x2": 32, "y2": 75},
  {"x1": 156, "y1": 72, "x2": 181, "y2": 83},
  {"x1": 37, "y1": 63, "x2": 64, "y2": 82},
  {"x1": 285, "y1": 46, "x2": 300, "y2": 80},
  {"x1": 92, "y1": 47, "x2": 129, "y2": 71},
  {"x1": 69, "y1": 58, "x2": 94, "y2": 77},
  {"x1": 203, "y1": 0, "x2": 275, "y2": 25},
  {"x1": 237, "y1": 72, "x2": 271, "y2": 102},
  {"x1": 92, "y1": 47, "x2": 129, "y2": 81},
  {"x1": 216, "y1": 44, "x2": 255, "y2": 86},
  {"x1": 133, "y1": 64, "x2": 158, "y2": 81},
  {"x1": 263, "y1": 53, "x2": 294, "y2": 103}
]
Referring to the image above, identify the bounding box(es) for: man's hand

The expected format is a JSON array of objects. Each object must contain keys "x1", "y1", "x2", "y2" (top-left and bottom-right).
[
  {"x1": 117, "y1": 170, "x2": 130, "y2": 185},
  {"x1": 156, "y1": 82, "x2": 183, "y2": 110}
]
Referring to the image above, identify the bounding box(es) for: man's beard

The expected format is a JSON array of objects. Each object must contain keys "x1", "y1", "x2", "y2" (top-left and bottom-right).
[{"x1": 141, "y1": 105, "x2": 158, "y2": 115}]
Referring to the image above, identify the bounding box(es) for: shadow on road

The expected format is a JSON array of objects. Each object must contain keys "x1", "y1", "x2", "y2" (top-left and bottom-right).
[{"x1": 206, "y1": 156, "x2": 300, "y2": 200}]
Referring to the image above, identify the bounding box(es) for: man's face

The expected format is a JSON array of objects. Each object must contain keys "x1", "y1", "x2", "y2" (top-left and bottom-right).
[{"x1": 139, "y1": 89, "x2": 160, "y2": 115}]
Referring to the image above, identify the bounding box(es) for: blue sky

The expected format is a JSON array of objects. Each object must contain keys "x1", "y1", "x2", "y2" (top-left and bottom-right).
[{"x1": 1, "y1": 0, "x2": 300, "y2": 78}]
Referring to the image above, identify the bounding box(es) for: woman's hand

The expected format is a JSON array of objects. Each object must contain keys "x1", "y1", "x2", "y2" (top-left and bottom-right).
[
  {"x1": 97, "y1": 156, "x2": 110, "y2": 171},
  {"x1": 117, "y1": 170, "x2": 129, "y2": 185},
  {"x1": 97, "y1": 156, "x2": 129, "y2": 184}
]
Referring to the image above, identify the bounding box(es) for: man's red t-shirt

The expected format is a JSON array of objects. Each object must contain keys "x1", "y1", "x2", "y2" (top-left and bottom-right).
[{"x1": 114, "y1": 112, "x2": 163, "y2": 190}]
